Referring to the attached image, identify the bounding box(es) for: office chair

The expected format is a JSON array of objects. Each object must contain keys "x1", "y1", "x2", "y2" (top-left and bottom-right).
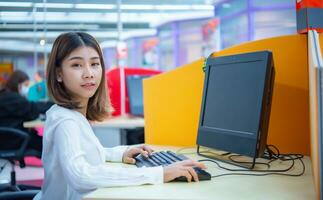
[
  {"x1": 0, "y1": 127, "x2": 41, "y2": 192},
  {"x1": 0, "y1": 190, "x2": 39, "y2": 200}
]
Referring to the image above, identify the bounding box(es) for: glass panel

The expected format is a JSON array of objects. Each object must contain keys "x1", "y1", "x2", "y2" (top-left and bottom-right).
[
  {"x1": 252, "y1": 0, "x2": 294, "y2": 8},
  {"x1": 158, "y1": 23, "x2": 173, "y2": 38},
  {"x1": 220, "y1": 14, "x2": 248, "y2": 49},
  {"x1": 103, "y1": 47, "x2": 116, "y2": 69},
  {"x1": 158, "y1": 38, "x2": 174, "y2": 71},
  {"x1": 215, "y1": 0, "x2": 247, "y2": 18},
  {"x1": 254, "y1": 10, "x2": 296, "y2": 40}
]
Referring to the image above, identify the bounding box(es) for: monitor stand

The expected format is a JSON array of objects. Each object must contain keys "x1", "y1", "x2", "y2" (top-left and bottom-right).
[{"x1": 197, "y1": 145, "x2": 257, "y2": 169}]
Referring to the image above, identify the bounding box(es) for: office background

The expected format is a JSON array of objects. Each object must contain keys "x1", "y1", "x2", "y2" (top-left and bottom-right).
[
  {"x1": 0, "y1": 0, "x2": 296, "y2": 83},
  {"x1": 0, "y1": 0, "x2": 322, "y2": 200}
]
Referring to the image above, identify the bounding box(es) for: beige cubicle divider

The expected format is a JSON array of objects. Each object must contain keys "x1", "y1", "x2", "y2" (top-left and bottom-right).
[
  {"x1": 144, "y1": 34, "x2": 310, "y2": 155},
  {"x1": 308, "y1": 30, "x2": 323, "y2": 200}
]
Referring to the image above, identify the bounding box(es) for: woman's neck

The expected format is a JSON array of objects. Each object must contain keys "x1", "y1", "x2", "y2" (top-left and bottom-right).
[
  {"x1": 76, "y1": 107, "x2": 87, "y2": 117},
  {"x1": 76, "y1": 99, "x2": 88, "y2": 117}
]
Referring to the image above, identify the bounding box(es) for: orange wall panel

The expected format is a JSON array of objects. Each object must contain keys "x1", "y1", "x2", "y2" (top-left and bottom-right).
[{"x1": 144, "y1": 34, "x2": 310, "y2": 155}]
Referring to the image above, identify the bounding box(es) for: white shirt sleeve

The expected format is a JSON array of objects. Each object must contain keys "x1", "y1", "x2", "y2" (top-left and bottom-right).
[
  {"x1": 54, "y1": 120, "x2": 164, "y2": 193},
  {"x1": 104, "y1": 145, "x2": 128, "y2": 162}
]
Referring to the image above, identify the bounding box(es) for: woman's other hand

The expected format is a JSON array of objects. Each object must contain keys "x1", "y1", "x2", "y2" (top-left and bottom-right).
[{"x1": 122, "y1": 145, "x2": 154, "y2": 164}]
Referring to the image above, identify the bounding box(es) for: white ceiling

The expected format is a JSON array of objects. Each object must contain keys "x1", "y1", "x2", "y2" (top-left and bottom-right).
[{"x1": 0, "y1": 0, "x2": 220, "y2": 53}]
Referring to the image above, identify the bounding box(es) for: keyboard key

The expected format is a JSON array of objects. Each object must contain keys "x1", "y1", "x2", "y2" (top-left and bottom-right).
[
  {"x1": 153, "y1": 152, "x2": 171, "y2": 165},
  {"x1": 167, "y1": 151, "x2": 186, "y2": 161},
  {"x1": 160, "y1": 151, "x2": 177, "y2": 163},
  {"x1": 150, "y1": 154, "x2": 164, "y2": 165}
]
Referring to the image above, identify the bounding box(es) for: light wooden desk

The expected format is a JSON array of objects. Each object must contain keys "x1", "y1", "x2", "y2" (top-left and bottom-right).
[
  {"x1": 91, "y1": 116, "x2": 144, "y2": 147},
  {"x1": 92, "y1": 116, "x2": 144, "y2": 129},
  {"x1": 83, "y1": 146, "x2": 315, "y2": 200},
  {"x1": 23, "y1": 119, "x2": 44, "y2": 128},
  {"x1": 23, "y1": 116, "x2": 145, "y2": 147}
]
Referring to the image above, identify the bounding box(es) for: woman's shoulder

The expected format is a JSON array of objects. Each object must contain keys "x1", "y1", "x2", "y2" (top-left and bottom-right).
[{"x1": 46, "y1": 105, "x2": 77, "y2": 120}]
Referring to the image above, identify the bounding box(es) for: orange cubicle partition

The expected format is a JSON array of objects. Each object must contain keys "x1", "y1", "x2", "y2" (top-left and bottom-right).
[{"x1": 144, "y1": 34, "x2": 310, "y2": 155}]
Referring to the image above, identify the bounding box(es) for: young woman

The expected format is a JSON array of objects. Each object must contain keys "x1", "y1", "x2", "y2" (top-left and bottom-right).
[
  {"x1": 0, "y1": 70, "x2": 52, "y2": 154},
  {"x1": 34, "y1": 32, "x2": 205, "y2": 200}
]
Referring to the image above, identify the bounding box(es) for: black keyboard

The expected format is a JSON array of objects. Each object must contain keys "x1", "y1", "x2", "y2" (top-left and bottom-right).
[{"x1": 135, "y1": 151, "x2": 211, "y2": 181}]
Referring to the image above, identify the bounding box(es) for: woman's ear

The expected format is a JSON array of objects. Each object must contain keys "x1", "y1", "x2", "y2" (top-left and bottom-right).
[
  {"x1": 18, "y1": 82, "x2": 22, "y2": 91},
  {"x1": 56, "y1": 68, "x2": 63, "y2": 82}
]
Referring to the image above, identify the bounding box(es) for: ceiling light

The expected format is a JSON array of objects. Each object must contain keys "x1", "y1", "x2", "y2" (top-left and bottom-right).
[
  {"x1": 155, "y1": 5, "x2": 191, "y2": 10},
  {"x1": 191, "y1": 5, "x2": 214, "y2": 10},
  {"x1": 0, "y1": 2, "x2": 33, "y2": 7},
  {"x1": 75, "y1": 4, "x2": 116, "y2": 10},
  {"x1": 121, "y1": 5, "x2": 154, "y2": 10},
  {"x1": 34, "y1": 3, "x2": 74, "y2": 9},
  {"x1": 40, "y1": 39, "x2": 46, "y2": 46}
]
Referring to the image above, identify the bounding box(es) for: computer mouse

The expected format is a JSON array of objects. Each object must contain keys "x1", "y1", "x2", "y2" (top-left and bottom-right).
[{"x1": 174, "y1": 167, "x2": 211, "y2": 182}]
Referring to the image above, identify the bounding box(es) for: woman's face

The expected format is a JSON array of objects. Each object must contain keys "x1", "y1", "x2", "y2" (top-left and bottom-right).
[
  {"x1": 18, "y1": 80, "x2": 30, "y2": 97},
  {"x1": 58, "y1": 46, "x2": 102, "y2": 106}
]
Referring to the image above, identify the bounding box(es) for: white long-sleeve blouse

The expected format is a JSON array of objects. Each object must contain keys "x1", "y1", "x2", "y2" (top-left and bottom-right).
[{"x1": 34, "y1": 104, "x2": 163, "y2": 200}]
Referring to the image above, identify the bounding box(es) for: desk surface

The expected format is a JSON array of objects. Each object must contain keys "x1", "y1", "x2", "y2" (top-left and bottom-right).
[
  {"x1": 83, "y1": 146, "x2": 315, "y2": 200},
  {"x1": 92, "y1": 116, "x2": 144, "y2": 129},
  {"x1": 23, "y1": 116, "x2": 144, "y2": 129},
  {"x1": 23, "y1": 119, "x2": 44, "y2": 128}
]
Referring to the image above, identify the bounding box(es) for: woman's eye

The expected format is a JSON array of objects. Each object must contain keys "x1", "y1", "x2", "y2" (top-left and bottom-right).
[
  {"x1": 92, "y1": 63, "x2": 100, "y2": 67},
  {"x1": 72, "y1": 64, "x2": 81, "y2": 67}
]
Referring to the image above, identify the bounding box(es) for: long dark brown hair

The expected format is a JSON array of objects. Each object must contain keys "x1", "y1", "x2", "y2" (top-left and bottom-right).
[{"x1": 47, "y1": 32, "x2": 111, "y2": 121}]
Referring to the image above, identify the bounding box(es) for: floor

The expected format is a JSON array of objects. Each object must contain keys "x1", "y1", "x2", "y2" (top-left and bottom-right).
[
  {"x1": 0, "y1": 159, "x2": 44, "y2": 188},
  {"x1": 16, "y1": 165, "x2": 43, "y2": 187}
]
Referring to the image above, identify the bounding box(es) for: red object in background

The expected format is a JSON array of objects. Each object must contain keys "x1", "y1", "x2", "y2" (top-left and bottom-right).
[
  {"x1": 142, "y1": 38, "x2": 159, "y2": 53},
  {"x1": 296, "y1": 0, "x2": 323, "y2": 9},
  {"x1": 202, "y1": 18, "x2": 220, "y2": 41},
  {"x1": 106, "y1": 68, "x2": 161, "y2": 116}
]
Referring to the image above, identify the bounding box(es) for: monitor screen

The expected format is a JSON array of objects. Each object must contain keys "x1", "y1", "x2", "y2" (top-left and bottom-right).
[
  {"x1": 126, "y1": 75, "x2": 151, "y2": 116},
  {"x1": 197, "y1": 51, "x2": 274, "y2": 160}
]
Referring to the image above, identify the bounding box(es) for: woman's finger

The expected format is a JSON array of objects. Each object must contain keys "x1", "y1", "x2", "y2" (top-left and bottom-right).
[
  {"x1": 140, "y1": 149, "x2": 149, "y2": 157},
  {"x1": 124, "y1": 157, "x2": 136, "y2": 164},
  {"x1": 130, "y1": 148, "x2": 142, "y2": 156},
  {"x1": 186, "y1": 167, "x2": 199, "y2": 182},
  {"x1": 142, "y1": 145, "x2": 154, "y2": 155},
  {"x1": 180, "y1": 160, "x2": 207, "y2": 169},
  {"x1": 182, "y1": 169, "x2": 192, "y2": 183}
]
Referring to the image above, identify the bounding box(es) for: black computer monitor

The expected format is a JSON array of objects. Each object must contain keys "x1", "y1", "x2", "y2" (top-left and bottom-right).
[
  {"x1": 126, "y1": 75, "x2": 151, "y2": 117},
  {"x1": 196, "y1": 51, "x2": 275, "y2": 169}
]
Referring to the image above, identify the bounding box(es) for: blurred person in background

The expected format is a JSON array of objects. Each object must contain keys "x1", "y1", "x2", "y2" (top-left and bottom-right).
[
  {"x1": 28, "y1": 69, "x2": 48, "y2": 102},
  {"x1": 0, "y1": 69, "x2": 53, "y2": 155}
]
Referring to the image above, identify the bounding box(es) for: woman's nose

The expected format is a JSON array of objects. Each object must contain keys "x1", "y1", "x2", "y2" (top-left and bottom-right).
[{"x1": 83, "y1": 65, "x2": 94, "y2": 78}]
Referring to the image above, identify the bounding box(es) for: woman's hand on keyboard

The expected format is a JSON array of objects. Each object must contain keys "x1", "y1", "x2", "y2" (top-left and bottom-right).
[
  {"x1": 163, "y1": 160, "x2": 206, "y2": 183},
  {"x1": 122, "y1": 145, "x2": 154, "y2": 164}
]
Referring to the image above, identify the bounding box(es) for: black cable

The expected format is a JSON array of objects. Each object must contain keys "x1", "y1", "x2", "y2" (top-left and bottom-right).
[
  {"x1": 198, "y1": 144, "x2": 305, "y2": 177},
  {"x1": 200, "y1": 157, "x2": 305, "y2": 177},
  {"x1": 228, "y1": 154, "x2": 271, "y2": 168}
]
